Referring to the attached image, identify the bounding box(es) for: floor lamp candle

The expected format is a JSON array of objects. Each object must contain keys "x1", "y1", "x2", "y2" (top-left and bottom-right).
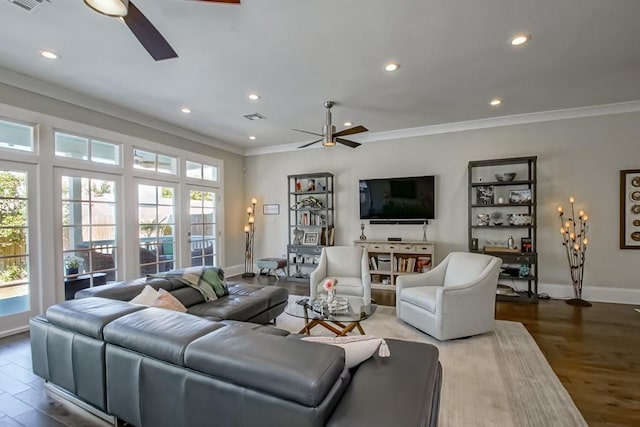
[
  {"x1": 557, "y1": 196, "x2": 591, "y2": 307},
  {"x1": 242, "y1": 197, "x2": 257, "y2": 277}
]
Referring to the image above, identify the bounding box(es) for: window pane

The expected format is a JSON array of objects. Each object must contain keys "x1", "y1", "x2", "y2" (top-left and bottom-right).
[
  {"x1": 0, "y1": 120, "x2": 33, "y2": 152},
  {"x1": 92, "y1": 140, "x2": 120, "y2": 165},
  {"x1": 55, "y1": 133, "x2": 88, "y2": 160},
  {"x1": 138, "y1": 185, "x2": 157, "y2": 204},
  {"x1": 203, "y1": 164, "x2": 217, "y2": 181},
  {"x1": 186, "y1": 161, "x2": 202, "y2": 179},
  {"x1": 157, "y1": 155, "x2": 177, "y2": 175},
  {"x1": 133, "y1": 149, "x2": 155, "y2": 171}
]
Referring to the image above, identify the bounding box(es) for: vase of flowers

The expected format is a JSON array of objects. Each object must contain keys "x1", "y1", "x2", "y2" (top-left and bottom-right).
[
  {"x1": 557, "y1": 196, "x2": 591, "y2": 307},
  {"x1": 64, "y1": 255, "x2": 84, "y2": 276},
  {"x1": 323, "y1": 278, "x2": 337, "y2": 304}
]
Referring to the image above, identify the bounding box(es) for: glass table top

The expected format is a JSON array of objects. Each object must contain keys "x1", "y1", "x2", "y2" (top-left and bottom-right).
[{"x1": 285, "y1": 297, "x2": 377, "y2": 323}]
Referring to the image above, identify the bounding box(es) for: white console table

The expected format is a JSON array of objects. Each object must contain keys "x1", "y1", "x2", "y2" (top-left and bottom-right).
[{"x1": 354, "y1": 240, "x2": 436, "y2": 289}]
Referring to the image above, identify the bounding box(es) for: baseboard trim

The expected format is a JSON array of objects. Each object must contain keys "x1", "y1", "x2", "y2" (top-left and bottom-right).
[
  {"x1": 224, "y1": 264, "x2": 245, "y2": 279},
  {"x1": 540, "y1": 283, "x2": 640, "y2": 305},
  {"x1": 0, "y1": 325, "x2": 29, "y2": 339}
]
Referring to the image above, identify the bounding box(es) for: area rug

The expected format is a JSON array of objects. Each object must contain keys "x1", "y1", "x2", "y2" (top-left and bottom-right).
[{"x1": 277, "y1": 298, "x2": 587, "y2": 427}]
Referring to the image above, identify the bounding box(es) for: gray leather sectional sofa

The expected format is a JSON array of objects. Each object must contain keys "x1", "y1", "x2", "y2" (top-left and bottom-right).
[
  {"x1": 74, "y1": 274, "x2": 289, "y2": 324},
  {"x1": 30, "y1": 273, "x2": 442, "y2": 426}
]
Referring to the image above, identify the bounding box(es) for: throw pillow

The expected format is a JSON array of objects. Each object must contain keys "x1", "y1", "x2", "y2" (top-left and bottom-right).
[
  {"x1": 129, "y1": 285, "x2": 158, "y2": 306},
  {"x1": 301, "y1": 335, "x2": 390, "y2": 368},
  {"x1": 152, "y1": 288, "x2": 188, "y2": 313}
]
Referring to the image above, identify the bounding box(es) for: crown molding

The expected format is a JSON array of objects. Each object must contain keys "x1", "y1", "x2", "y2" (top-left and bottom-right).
[
  {"x1": 244, "y1": 100, "x2": 640, "y2": 156},
  {"x1": 0, "y1": 67, "x2": 244, "y2": 156}
]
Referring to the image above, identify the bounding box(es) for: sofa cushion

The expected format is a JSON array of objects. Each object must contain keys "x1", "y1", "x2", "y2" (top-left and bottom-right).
[
  {"x1": 185, "y1": 327, "x2": 346, "y2": 407},
  {"x1": 217, "y1": 320, "x2": 290, "y2": 336},
  {"x1": 228, "y1": 283, "x2": 289, "y2": 307},
  {"x1": 103, "y1": 308, "x2": 222, "y2": 366},
  {"x1": 400, "y1": 286, "x2": 438, "y2": 313},
  {"x1": 46, "y1": 297, "x2": 146, "y2": 339},
  {"x1": 187, "y1": 295, "x2": 269, "y2": 321}
]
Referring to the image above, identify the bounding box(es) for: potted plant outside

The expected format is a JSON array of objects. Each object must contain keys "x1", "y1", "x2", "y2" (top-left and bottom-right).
[{"x1": 64, "y1": 255, "x2": 84, "y2": 276}]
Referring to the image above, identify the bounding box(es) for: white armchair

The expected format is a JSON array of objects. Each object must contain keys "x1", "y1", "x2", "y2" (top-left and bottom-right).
[
  {"x1": 396, "y1": 252, "x2": 502, "y2": 341},
  {"x1": 310, "y1": 246, "x2": 372, "y2": 307}
]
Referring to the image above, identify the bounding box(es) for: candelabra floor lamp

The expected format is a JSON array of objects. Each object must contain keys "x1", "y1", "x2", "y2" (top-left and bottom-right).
[
  {"x1": 557, "y1": 196, "x2": 591, "y2": 307},
  {"x1": 243, "y1": 197, "x2": 257, "y2": 277}
]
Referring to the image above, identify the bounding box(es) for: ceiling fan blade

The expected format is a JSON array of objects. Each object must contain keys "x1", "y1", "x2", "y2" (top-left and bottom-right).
[
  {"x1": 336, "y1": 138, "x2": 362, "y2": 148},
  {"x1": 123, "y1": 2, "x2": 178, "y2": 61},
  {"x1": 333, "y1": 125, "x2": 369, "y2": 138},
  {"x1": 292, "y1": 128, "x2": 323, "y2": 137},
  {"x1": 298, "y1": 139, "x2": 323, "y2": 149}
]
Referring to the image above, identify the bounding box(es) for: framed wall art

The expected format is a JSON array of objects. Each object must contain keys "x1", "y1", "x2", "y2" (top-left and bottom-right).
[
  {"x1": 302, "y1": 231, "x2": 319, "y2": 246},
  {"x1": 262, "y1": 204, "x2": 280, "y2": 215},
  {"x1": 620, "y1": 169, "x2": 640, "y2": 249}
]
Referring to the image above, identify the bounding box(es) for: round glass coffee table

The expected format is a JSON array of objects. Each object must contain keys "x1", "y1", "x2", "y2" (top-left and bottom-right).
[{"x1": 285, "y1": 297, "x2": 377, "y2": 336}]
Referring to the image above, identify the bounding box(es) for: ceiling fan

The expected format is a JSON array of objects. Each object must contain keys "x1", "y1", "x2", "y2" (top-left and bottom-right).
[
  {"x1": 84, "y1": 0, "x2": 240, "y2": 61},
  {"x1": 294, "y1": 101, "x2": 368, "y2": 149}
]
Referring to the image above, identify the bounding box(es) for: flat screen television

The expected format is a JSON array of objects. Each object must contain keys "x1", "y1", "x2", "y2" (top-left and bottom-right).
[{"x1": 359, "y1": 175, "x2": 435, "y2": 220}]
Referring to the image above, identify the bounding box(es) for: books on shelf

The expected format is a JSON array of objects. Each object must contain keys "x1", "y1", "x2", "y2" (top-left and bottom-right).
[{"x1": 393, "y1": 256, "x2": 431, "y2": 273}]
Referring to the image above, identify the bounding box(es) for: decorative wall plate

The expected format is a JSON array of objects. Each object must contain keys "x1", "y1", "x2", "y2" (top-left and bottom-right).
[
  {"x1": 631, "y1": 232, "x2": 640, "y2": 241},
  {"x1": 631, "y1": 191, "x2": 640, "y2": 201},
  {"x1": 634, "y1": 219, "x2": 640, "y2": 227},
  {"x1": 632, "y1": 204, "x2": 640, "y2": 215},
  {"x1": 633, "y1": 176, "x2": 640, "y2": 187}
]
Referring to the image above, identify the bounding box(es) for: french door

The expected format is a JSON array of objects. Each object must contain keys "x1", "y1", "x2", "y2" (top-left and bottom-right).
[
  {"x1": 55, "y1": 169, "x2": 122, "y2": 287},
  {"x1": 0, "y1": 162, "x2": 39, "y2": 333},
  {"x1": 187, "y1": 186, "x2": 219, "y2": 267}
]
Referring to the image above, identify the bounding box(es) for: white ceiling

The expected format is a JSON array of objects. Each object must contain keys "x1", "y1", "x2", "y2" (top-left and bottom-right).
[{"x1": 0, "y1": 0, "x2": 639, "y2": 153}]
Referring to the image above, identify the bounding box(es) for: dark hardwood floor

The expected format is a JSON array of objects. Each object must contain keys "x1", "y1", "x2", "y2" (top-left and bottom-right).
[
  {"x1": 0, "y1": 274, "x2": 637, "y2": 426},
  {"x1": 236, "y1": 274, "x2": 640, "y2": 427}
]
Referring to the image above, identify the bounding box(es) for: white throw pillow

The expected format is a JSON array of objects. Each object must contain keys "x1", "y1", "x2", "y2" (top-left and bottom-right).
[
  {"x1": 129, "y1": 285, "x2": 158, "y2": 306},
  {"x1": 301, "y1": 335, "x2": 388, "y2": 368}
]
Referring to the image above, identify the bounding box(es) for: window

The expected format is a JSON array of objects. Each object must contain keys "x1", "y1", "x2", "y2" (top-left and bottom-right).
[
  {"x1": 133, "y1": 149, "x2": 177, "y2": 175},
  {"x1": 0, "y1": 170, "x2": 30, "y2": 315},
  {"x1": 55, "y1": 132, "x2": 121, "y2": 165},
  {"x1": 61, "y1": 175, "x2": 118, "y2": 284},
  {"x1": 137, "y1": 184, "x2": 176, "y2": 275},
  {"x1": 186, "y1": 161, "x2": 218, "y2": 182},
  {"x1": 0, "y1": 119, "x2": 34, "y2": 152}
]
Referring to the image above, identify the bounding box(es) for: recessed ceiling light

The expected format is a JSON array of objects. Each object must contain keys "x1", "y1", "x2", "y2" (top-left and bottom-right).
[
  {"x1": 248, "y1": 93, "x2": 261, "y2": 101},
  {"x1": 40, "y1": 50, "x2": 60, "y2": 60},
  {"x1": 490, "y1": 98, "x2": 502, "y2": 107},
  {"x1": 510, "y1": 34, "x2": 531, "y2": 46},
  {"x1": 344, "y1": 122, "x2": 352, "y2": 127},
  {"x1": 181, "y1": 107, "x2": 191, "y2": 114},
  {"x1": 249, "y1": 136, "x2": 256, "y2": 140},
  {"x1": 384, "y1": 62, "x2": 400, "y2": 72}
]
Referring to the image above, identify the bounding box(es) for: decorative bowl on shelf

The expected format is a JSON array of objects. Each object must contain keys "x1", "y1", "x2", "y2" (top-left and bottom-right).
[
  {"x1": 495, "y1": 172, "x2": 517, "y2": 182},
  {"x1": 509, "y1": 213, "x2": 532, "y2": 226}
]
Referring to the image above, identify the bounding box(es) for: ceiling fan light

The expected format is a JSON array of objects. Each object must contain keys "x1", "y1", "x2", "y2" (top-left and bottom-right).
[
  {"x1": 323, "y1": 140, "x2": 336, "y2": 147},
  {"x1": 84, "y1": 0, "x2": 129, "y2": 17}
]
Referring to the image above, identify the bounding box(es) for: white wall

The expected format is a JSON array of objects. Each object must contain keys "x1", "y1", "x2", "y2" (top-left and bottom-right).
[{"x1": 245, "y1": 111, "x2": 640, "y2": 303}]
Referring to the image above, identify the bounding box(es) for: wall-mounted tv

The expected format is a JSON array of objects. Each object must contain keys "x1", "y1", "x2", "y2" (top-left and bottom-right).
[{"x1": 359, "y1": 175, "x2": 435, "y2": 220}]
